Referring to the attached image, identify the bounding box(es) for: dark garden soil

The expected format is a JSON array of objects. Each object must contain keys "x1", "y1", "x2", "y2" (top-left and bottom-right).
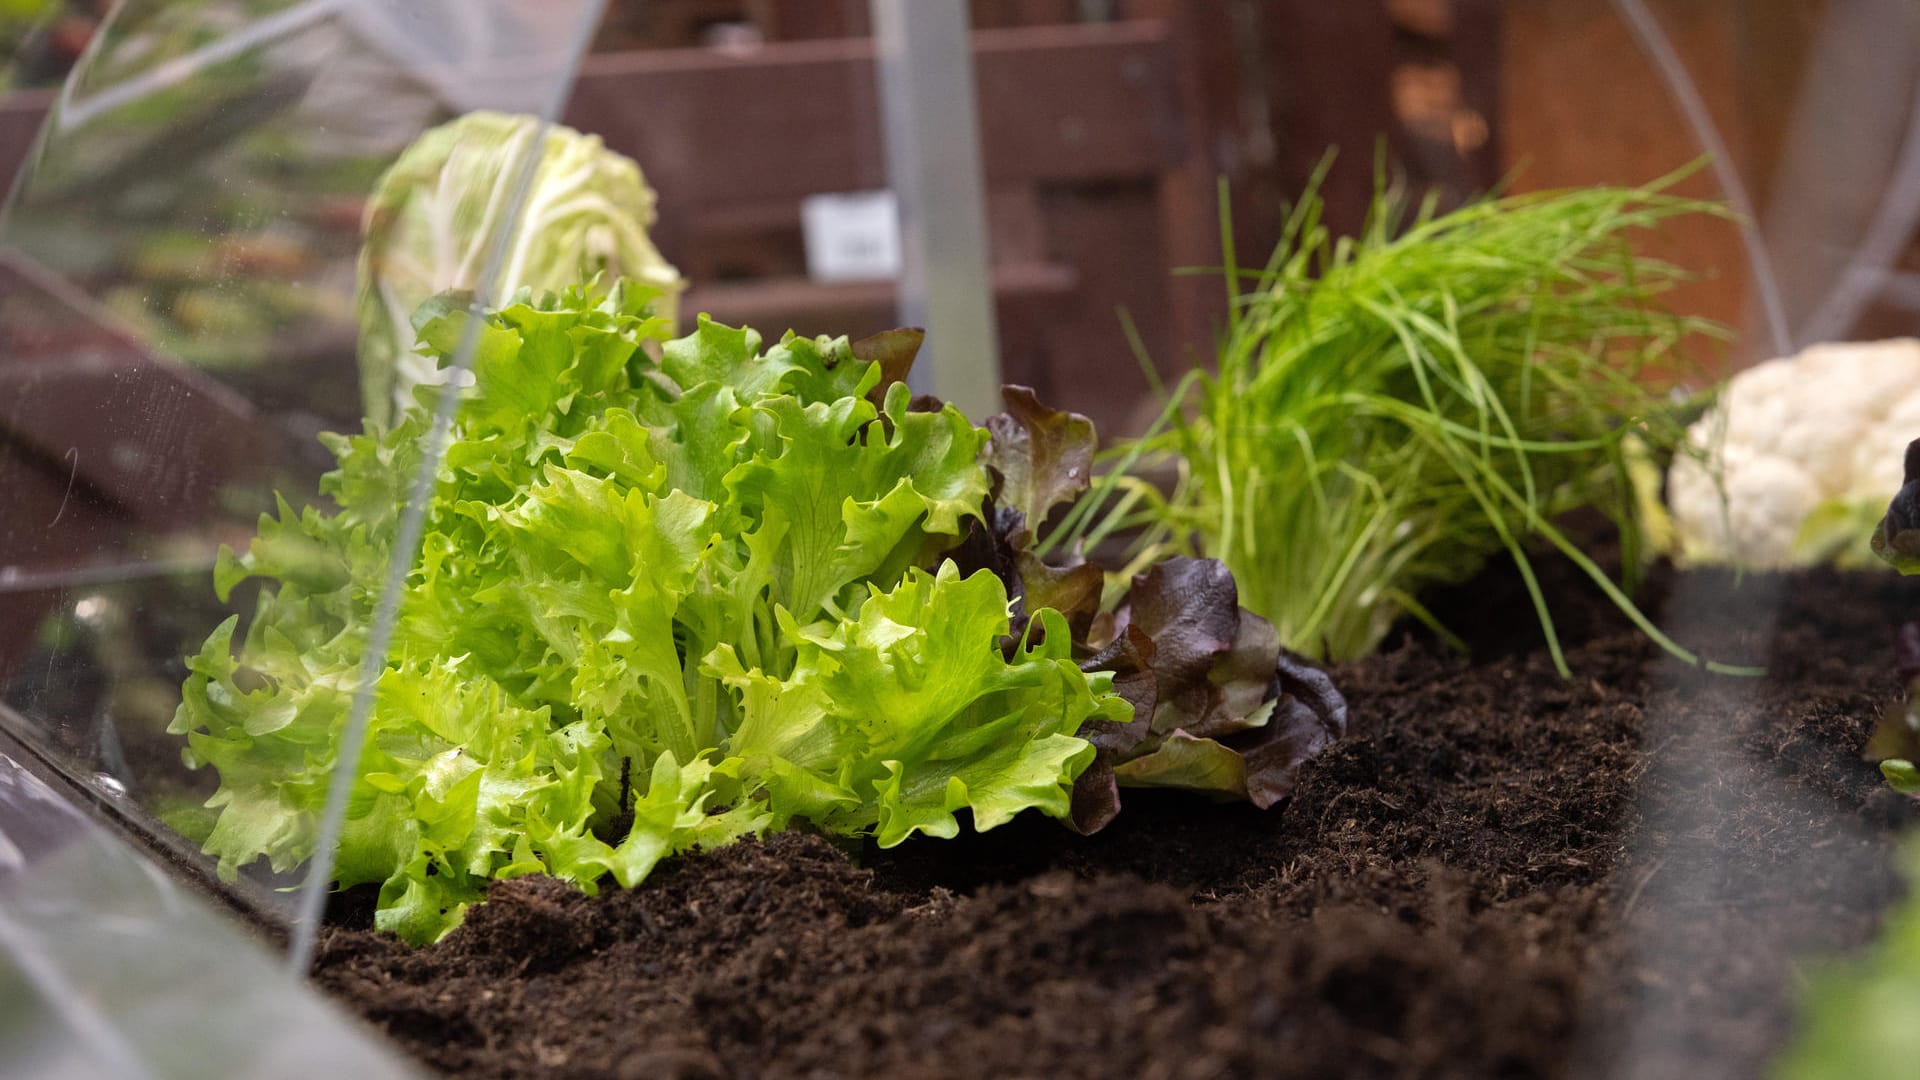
[{"x1": 313, "y1": 559, "x2": 1920, "y2": 1080}]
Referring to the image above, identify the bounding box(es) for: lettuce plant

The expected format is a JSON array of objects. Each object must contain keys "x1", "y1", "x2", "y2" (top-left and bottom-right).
[
  {"x1": 958, "y1": 388, "x2": 1348, "y2": 833},
  {"x1": 1864, "y1": 438, "x2": 1920, "y2": 791},
  {"x1": 355, "y1": 112, "x2": 685, "y2": 427},
  {"x1": 172, "y1": 283, "x2": 1130, "y2": 943}
]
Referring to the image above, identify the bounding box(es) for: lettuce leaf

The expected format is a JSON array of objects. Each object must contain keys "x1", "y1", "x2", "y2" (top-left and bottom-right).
[
  {"x1": 1105, "y1": 557, "x2": 1347, "y2": 811},
  {"x1": 171, "y1": 285, "x2": 1118, "y2": 943},
  {"x1": 957, "y1": 386, "x2": 1350, "y2": 832},
  {"x1": 711, "y1": 563, "x2": 1119, "y2": 846},
  {"x1": 1866, "y1": 440, "x2": 1920, "y2": 790},
  {"x1": 356, "y1": 113, "x2": 686, "y2": 427},
  {"x1": 1872, "y1": 438, "x2": 1920, "y2": 576}
]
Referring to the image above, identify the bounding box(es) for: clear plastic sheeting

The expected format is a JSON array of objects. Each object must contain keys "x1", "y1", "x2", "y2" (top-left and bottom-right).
[
  {"x1": 0, "y1": 748, "x2": 419, "y2": 1079},
  {"x1": 0, "y1": 0, "x2": 604, "y2": 930},
  {"x1": 1755, "y1": 0, "x2": 1920, "y2": 348}
]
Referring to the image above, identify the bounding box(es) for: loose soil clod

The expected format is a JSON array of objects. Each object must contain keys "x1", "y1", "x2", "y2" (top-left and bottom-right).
[{"x1": 314, "y1": 561, "x2": 1920, "y2": 1079}]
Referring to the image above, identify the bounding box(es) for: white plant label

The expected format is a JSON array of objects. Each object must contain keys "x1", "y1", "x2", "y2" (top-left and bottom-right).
[{"x1": 801, "y1": 190, "x2": 902, "y2": 283}]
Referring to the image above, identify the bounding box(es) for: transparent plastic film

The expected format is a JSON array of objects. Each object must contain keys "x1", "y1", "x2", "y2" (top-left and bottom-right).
[
  {"x1": 0, "y1": 752, "x2": 419, "y2": 1078},
  {"x1": 0, "y1": 0, "x2": 606, "y2": 941},
  {"x1": 0, "y1": 3, "x2": 1912, "y2": 1076}
]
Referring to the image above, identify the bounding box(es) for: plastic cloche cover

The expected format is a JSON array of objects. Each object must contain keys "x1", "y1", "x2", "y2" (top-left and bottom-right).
[
  {"x1": 0, "y1": 0, "x2": 607, "y2": 944},
  {"x1": 3, "y1": 4, "x2": 1920, "y2": 1078}
]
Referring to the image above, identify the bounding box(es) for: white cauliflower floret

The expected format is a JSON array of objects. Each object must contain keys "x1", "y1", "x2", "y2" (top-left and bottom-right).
[
  {"x1": 1669, "y1": 446, "x2": 1822, "y2": 566},
  {"x1": 1668, "y1": 338, "x2": 1920, "y2": 568},
  {"x1": 1853, "y1": 385, "x2": 1920, "y2": 499}
]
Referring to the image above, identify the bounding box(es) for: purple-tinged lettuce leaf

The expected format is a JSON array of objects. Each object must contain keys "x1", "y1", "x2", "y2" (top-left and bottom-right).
[
  {"x1": 1123, "y1": 558, "x2": 1243, "y2": 710},
  {"x1": 1111, "y1": 730, "x2": 1247, "y2": 796},
  {"x1": 1867, "y1": 442, "x2": 1920, "y2": 792},
  {"x1": 1105, "y1": 557, "x2": 1346, "y2": 808},
  {"x1": 952, "y1": 388, "x2": 1105, "y2": 641},
  {"x1": 1866, "y1": 622, "x2": 1920, "y2": 795},
  {"x1": 1067, "y1": 627, "x2": 1156, "y2": 834},
  {"x1": 1872, "y1": 438, "x2": 1920, "y2": 576},
  {"x1": 1020, "y1": 551, "x2": 1105, "y2": 639},
  {"x1": 851, "y1": 327, "x2": 924, "y2": 407},
  {"x1": 983, "y1": 385, "x2": 1097, "y2": 547},
  {"x1": 1242, "y1": 652, "x2": 1349, "y2": 809},
  {"x1": 962, "y1": 385, "x2": 1350, "y2": 824}
]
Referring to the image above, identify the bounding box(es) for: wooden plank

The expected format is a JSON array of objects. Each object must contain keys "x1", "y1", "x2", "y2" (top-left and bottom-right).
[
  {"x1": 0, "y1": 442, "x2": 123, "y2": 573},
  {"x1": 0, "y1": 589, "x2": 57, "y2": 683},
  {"x1": 684, "y1": 261, "x2": 1076, "y2": 334},
  {"x1": 0, "y1": 252, "x2": 269, "y2": 527},
  {"x1": 1732, "y1": 0, "x2": 1830, "y2": 212},
  {"x1": 1027, "y1": 184, "x2": 1179, "y2": 438},
  {"x1": 1500, "y1": 0, "x2": 1749, "y2": 367},
  {"x1": 600, "y1": 0, "x2": 1088, "y2": 46},
  {"x1": 593, "y1": 0, "x2": 773, "y2": 50},
  {"x1": 564, "y1": 21, "x2": 1186, "y2": 211},
  {"x1": 0, "y1": 23, "x2": 1183, "y2": 208},
  {"x1": 969, "y1": 0, "x2": 1082, "y2": 29},
  {"x1": 1259, "y1": 0, "x2": 1404, "y2": 239},
  {"x1": 760, "y1": 0, "x2": 869, "y2": 40},
  {"x1": 0, "y1": 89, "x2": 51, "y2": 194},
  {"x1": 1449, "y1": 0, "x2": 1503, "y2": 195},
  {"x1": 0, "y1": 447, "x2": 122, "y2": 681},
  {"x1": 1122, "y1": 0, "x2": 1252, "y2": 381}
]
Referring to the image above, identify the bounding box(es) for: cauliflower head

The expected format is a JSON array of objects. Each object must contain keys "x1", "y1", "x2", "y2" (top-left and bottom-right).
[{"x1": 1668, "y1": 338, "x2": 1920, "y2": 569}]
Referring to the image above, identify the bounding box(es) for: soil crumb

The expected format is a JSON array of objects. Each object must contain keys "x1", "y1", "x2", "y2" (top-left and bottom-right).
[{"x1": 314, "y1": 563, "x2": 1920, "y2": 1079}]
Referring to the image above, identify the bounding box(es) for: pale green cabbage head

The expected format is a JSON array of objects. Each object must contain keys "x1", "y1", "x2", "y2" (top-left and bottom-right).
[{"x1": 355, "y1": 110, "x2": 683, "y2": 425}]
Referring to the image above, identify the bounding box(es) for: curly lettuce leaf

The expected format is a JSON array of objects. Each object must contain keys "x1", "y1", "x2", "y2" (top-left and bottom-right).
[
  {"x1": 711, "y1": 562, "x2": 1118, "y2": 846},
  {"x1": 356, "y1": 112, "x2": 685, "y2": 426},
  {"x1": 173, "y1": 286, "x2": 1120, "y2": 943}
]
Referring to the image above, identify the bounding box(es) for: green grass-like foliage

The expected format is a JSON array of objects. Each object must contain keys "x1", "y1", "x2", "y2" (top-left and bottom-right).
[
  {"x1": 1077, "y1": 178, "x2": 1724, "y2": 672},
  {"x1": 170, "y1": 282, "x2": 1128, "y2": 943}
]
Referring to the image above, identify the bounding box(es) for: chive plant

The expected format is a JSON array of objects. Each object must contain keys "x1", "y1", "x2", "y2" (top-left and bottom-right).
[{"x1": 1060, "y1": 175, "x2": 1737, "y2": 675}]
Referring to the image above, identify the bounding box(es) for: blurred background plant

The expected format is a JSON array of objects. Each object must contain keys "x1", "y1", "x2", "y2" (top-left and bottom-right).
[{"x1": 0, "y1": 0, "x2": 92, "y2": 92}]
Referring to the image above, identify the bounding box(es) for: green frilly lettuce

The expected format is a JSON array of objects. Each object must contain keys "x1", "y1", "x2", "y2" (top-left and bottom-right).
[
  {"x1": 355, "y1": 112, "x2": 685, "y2": 427},
  {"x1": 171, "y1": 282, "x2": 1127, "y2": 942}
]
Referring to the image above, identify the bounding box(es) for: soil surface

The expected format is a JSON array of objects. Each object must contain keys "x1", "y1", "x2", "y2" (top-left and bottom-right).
[{"x1": 313, "y1": 560, "x2": 1920, "y2": 1079}]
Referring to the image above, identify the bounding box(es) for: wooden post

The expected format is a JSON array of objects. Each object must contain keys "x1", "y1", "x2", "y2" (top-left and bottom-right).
[{"x1": 1501, "y1": 0, "x2": 1757, "y2": 368}]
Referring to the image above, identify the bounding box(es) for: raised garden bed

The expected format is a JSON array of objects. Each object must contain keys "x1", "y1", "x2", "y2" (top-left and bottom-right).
[{"x1": 312, "y1": 556, "x2": 1920, "y2": 1079}]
